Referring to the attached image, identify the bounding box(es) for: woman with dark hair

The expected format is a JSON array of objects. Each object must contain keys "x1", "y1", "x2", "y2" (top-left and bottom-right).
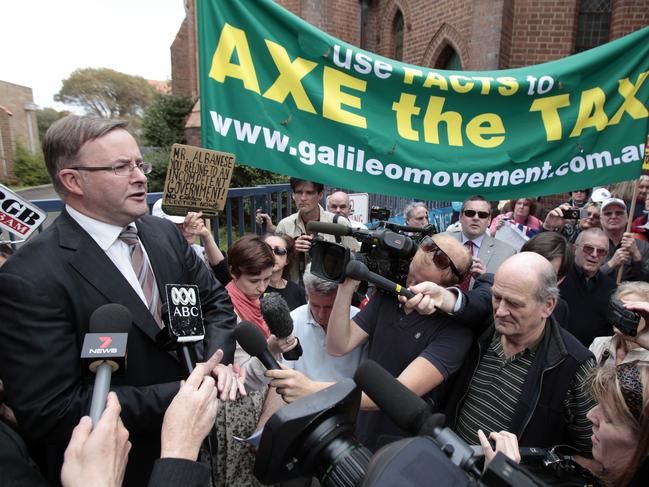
[
  {"x1": 481, "y1": 360, "x2": 649, "y2": 486},
  {"x1": 216, "y1": 235, "x2": 297, "y2": 487},
  {"x1": 263, "y1": 233, "x2": 306, "y2": 310},
  {"x1": 490, "y1": 198, "x2": 543, "y2": 238}
]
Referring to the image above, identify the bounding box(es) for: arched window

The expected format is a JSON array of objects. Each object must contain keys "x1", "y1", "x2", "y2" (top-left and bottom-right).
[
  {"x1": 393, "y1": 10, "x2": 404, "y2": 61},
  {"x1": 435, "y1": 44, "x2": 463, "y2": 70},
  {"x1": 575, "y1": 0, "x2": 612, "y2": 53}
]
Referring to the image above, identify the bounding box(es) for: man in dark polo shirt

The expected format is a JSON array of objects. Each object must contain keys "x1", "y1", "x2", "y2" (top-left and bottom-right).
[
  {"x1": 560, "y1": 228, "x2": 617, "y2": 347},
  {"x1": 327, "y1": 233, "x2": 473, "y2": 451},
  {"x1": 444, "y1": 252, "x2": 596, "y2": 453}
]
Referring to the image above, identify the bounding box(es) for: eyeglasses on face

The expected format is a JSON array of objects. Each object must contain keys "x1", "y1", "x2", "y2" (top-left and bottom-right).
[
  {"x1": 68, "y1": 161, "x2": 152, "y2": 176},
  {"x1": 420, "y1": 237, "x2": 463, "y2": 280},
  {"x1": 463, "y1": 209, "x2": 490, "y2": 219},
  {"x1": 580, "y1": 244, "x2": 608, "y2": 258},
  {"x1": 272, "y1": 247, "x2": 288, "y2": 257}
]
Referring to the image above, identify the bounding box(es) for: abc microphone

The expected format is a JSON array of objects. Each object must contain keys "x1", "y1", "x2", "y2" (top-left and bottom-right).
[
  {"x1": 260, "y1": 293, "x2": 303, "y2": 361},
  {"x1": 157, "y1": 284, "x2": 206, "y2": 376},
  {"x1": 234, "y1": 321, "x2": 281, "y2": 370},
  {"x1": 345, "y1": 260, "x2": 415, "y2": 299},
  {"x1": 80, "y1": 304, "x2": 131, "y2": 428}
]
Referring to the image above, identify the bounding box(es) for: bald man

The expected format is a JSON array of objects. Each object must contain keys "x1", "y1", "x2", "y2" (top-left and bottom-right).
[
  {"x1": 326, "y1": 190, "x2": 367, "y2": 229},
  {"x1": 442, "y1": 253, "x2": 595, "y2": 452}
]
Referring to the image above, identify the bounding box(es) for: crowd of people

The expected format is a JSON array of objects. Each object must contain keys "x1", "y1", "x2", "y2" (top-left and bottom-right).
[{"x1": 0, "y1": 114, "x2": 648, "y2": 486}]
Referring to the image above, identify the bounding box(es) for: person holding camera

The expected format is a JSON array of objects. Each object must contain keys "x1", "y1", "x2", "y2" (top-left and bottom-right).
[
  {"x1": 481, "y1": 360, "x2": 649, "y2": 486},
  {"x1": 590, "y1": 282, "x2": 649, "y2": 366},
  {"x1": 327, "y1": 233, "x2": 473, "y2": 451}
]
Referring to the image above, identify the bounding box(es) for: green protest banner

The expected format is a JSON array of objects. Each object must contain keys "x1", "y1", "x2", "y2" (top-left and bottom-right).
[{"x1": 197, "y1": 0, "x2": 649, "y2": 201}]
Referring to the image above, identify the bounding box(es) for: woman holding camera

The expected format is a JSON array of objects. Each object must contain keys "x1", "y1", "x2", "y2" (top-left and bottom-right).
[
  {"x1": 590, "y1": 282, "x2": 649, "y2": 366},
  {"x1": 481, "y1": 360, "x2": 649, "y2": 486}
]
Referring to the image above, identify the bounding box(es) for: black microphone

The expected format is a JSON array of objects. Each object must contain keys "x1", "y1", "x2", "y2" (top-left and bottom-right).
[
  {"x1": 260, "y1": 293, "x2": 303, "y2": 360},
  {"x1": 80, "y1": 304, "x2": 131, "y2": 427},
  {"x1": 234, "y1": 321, "x2": 281, "y2": 370},
  {"x1": 157, "y1": 284, "x2": 205, "y2": 376},
  {"x1": 306, "y1": 220, "x2": 355, "y2": 236},
  {"x1": 345, "y1": 260, "x2": 415, "y2": 299},
  {"x1": 354, "y1": 360, "x2": 481, "y2": 477}
]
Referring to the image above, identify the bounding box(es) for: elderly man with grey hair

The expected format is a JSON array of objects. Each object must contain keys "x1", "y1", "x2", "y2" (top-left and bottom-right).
[
  {"x1": 442, "y1": 252, "x2": 596, "y2": 453},
  {"x1": 264, "y1": 264, "x2": 367, "y2": 403},
  {"x1": 403, "y1": 201, "x2": 429, "y2": 227}
]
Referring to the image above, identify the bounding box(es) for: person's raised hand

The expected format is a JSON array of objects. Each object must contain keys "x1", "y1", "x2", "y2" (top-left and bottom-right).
[{"x1": 61, "y1": 392, "x2": 130, "y2": 487}]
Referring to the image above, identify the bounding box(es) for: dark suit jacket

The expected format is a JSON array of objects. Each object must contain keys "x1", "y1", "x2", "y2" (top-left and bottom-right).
[{"x1": 0, "y1": 211, "x2": 236, "y2": 486}]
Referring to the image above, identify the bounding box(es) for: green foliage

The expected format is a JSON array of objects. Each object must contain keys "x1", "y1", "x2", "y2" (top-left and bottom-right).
[
  {"x1": 142, "y1": 94, "x2": 195, "y2": 148},
  {"x1": 36, "y1": 107, "x2": 70, "y2": 142},
  {"x1": 13, "y1": 140, "x2": 50, "y2": 186},
  {"x1": 55, "y1": 68, "x2": 156, "y2": 118},
  {"x1": 230, "y1": 165, "x2": 288, "y2": 188},
  {"x1": 143, "y1": 148, "x2": 171, "y2": 193}
]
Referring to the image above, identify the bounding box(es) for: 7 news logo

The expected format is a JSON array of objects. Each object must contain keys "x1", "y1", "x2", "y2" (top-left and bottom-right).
[{"x1": 88, "y1": 336, "x2": 117, "y2": 354}]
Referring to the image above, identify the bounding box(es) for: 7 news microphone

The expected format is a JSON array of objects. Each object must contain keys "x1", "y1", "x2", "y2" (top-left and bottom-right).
[
  {"x1": 234, "y1": 320, "x2": 281, "y2": 370},
  {"x1": 157, "y1": 284, "x2": 206, "y2": 376},
  {"x1": 80, "y1": 304, "x2": 131, "y2": 427},
  {"x1": 260, "y1": 293, "x2": 303, "y2": 360}
]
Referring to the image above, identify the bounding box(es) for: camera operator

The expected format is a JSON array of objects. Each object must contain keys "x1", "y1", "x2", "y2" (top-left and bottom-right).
[
  {"x1": 479, "y1": 360, "x2": 649, "y2": 486},
  {"x1": 327, "y1": 233, "x2": 472, "y2": 451}
]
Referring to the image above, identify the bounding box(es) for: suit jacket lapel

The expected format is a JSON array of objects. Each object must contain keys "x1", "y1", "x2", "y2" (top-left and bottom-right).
[
  {"x1": 58, "y1": 211, "x2": 164, "y2": 342},
  {"x1": 478, "y1": 234, "x2": 495, "y2": 269}
]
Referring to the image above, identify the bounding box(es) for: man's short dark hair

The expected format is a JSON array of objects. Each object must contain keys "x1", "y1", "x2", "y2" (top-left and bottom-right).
[
  {"x1": 461, "y1": 195, "x2": 491, "y2": 213},
  {"x1": 521, "y1": 232, "x2": 573, "y2": 281},
  {"x1": 43, "y1": 115, "x2": 129, "y2": 196},
  {"x1": 289, "y1": 177, "x2": 323, "y2": 193}
]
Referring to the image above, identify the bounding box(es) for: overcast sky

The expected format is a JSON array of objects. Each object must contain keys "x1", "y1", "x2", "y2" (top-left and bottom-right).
[{"x1": 0, "y1": 0, "x2": 186, "y2": 110}]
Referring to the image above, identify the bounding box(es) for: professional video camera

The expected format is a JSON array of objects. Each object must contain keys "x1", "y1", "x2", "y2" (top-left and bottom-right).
[
  {"x1": 254, "y1": 361, "x2": 587, "y2": 487},
  {"x1": 307, "y1": 220, "x2": 437, "y2": 285}
]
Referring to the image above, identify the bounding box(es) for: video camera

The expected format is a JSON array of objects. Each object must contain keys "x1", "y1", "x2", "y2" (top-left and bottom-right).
[
  {"x1": 606, "y1": 297, "x2": 641, "y2": 337},
  {"x1": 307, "y1": 220, "x2": 437, "y2": 285},
  {"x1": 254, "y1": 365, "x2": 579, "y2": 487}
]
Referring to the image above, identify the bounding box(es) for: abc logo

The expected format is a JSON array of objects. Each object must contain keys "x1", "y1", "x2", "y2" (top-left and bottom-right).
[{"x1": 171, "y1": 287, "x2": 196, "y2": 306}]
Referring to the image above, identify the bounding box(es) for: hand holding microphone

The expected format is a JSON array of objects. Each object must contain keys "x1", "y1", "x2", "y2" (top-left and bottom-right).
[{"x1": 260, "y1": 293, "x2": 303, "y2": 361}]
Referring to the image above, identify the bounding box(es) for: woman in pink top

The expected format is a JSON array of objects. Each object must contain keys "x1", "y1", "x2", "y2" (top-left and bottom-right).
[{"x1": 490, "y1": 197, "x2": 543, "y2": 238}]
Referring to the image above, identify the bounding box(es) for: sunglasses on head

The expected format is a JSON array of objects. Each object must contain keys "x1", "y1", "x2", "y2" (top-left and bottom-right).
[
  {"x1": 420, "y1": 237, "x2": 463, "y2": 280},
  {"x1": 463, "y1": 209, "x2": 490, "y2": 219},
  {"x1": 272, "y1": 247, "x2": 288, "y2": 256},
  {"x1": 580, "y1": 244, "x2": 608, "y2": 258}
]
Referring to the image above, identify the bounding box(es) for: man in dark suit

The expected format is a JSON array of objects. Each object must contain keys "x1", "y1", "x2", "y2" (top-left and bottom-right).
[
  {"x1": 0, "y1": 116, "x2": 237, "y2": 486},
  {"x1": 447, "y1": 195, "x2": 517, "y2": 290}
]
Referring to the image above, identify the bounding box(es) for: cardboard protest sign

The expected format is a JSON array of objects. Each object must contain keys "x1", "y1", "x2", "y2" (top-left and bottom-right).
[
  {"x1": 162, "y1": 144, "x2": 235, "y2": 217},
  {"x1": 0, "y1": 184, "x2": 47, "y2": 241}
]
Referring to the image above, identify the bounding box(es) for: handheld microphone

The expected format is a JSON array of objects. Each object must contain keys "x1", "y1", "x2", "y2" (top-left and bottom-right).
[
  {"x1": 260, "y1": 293, "x2": 303, "y2": 360},
  {"x1": 354, "y1": 360, "x2": 481, "y2": 477},
  {"x1": 80, "y1": 304, "x2": 131, "y2": 428},
  {"x1": 234, "y1": 321, "x2": 281, "y2": 370},
  {"x1": 345, "y1": 260, "x2": 415, "y2": 299},
  {"x1": 156, "y1": 284, "x2": 205, "y2": 376}
]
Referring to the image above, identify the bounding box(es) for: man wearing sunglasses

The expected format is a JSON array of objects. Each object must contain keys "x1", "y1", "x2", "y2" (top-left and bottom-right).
[
  {"x1": 0, "y1": 116, "x2": 238, "y2": 486},
  {"x1": 327, "y1": 233, "x2": 472, "y2": 451},
  {"x1": 447, "y1": 195, "x2": 517, "y2": 290},
  {"x1": 599, "y1": 197, "x2": 649, "y2": 282},
  {"x1": 557, "y1": 228, "x2": 617, "y2": 347}
]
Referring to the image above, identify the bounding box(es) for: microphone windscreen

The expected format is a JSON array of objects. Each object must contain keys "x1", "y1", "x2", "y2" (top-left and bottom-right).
[
  {"x1": 354, "y1": 360, "x2": 432, "y2": 434},
  {"x1": 89, "y1": 304, "x2": 132, "y2": 334},
  {"x1": 260, "y1": 293, "x2": 294, "y2": 338},
  {"x1": 234, "y1": 321, "x2": 269, "y2": 357},
  {"x1": 306, "y1": 221, "x2": 352, "y2": 236},
  {"x1": 345, "y1": 260, "x2": 370, "y2": 281}
]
